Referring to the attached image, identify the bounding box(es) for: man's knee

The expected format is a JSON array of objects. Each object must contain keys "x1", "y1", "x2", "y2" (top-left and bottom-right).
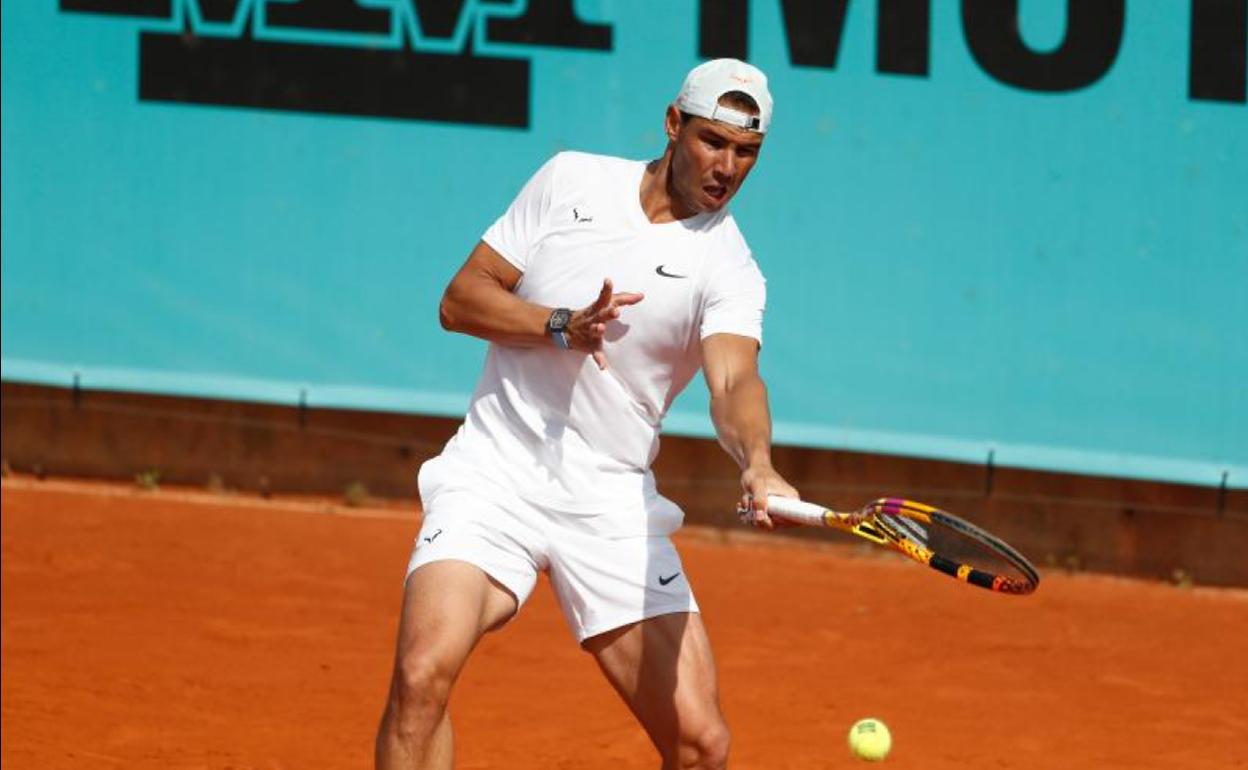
[
  {"x1": 388, "y1": 653, "x2": 455, "y2": 724},
  {"x1": 678, "y1": 719, "x2": 730, "y2": 770}
]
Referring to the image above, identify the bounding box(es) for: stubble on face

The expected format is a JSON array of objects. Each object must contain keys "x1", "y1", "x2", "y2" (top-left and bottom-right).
[{"x1": 667, "y1": 113, "x2": 764, "y2": 217}]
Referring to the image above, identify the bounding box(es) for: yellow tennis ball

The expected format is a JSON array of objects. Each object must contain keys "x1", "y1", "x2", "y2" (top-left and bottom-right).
[{"x1": 847, "y1": 718, "x2": 892, "y2": 761}]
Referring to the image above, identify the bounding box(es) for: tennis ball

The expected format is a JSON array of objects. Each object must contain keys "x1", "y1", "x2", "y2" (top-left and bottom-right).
[{"x1": 847, "y1": 718, "x2": 891, "y2": 761}]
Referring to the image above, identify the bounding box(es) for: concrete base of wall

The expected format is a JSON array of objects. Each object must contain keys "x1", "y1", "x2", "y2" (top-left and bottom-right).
[{"x1": 4, "y1": 381, "x2": 1245, "y2": 586}]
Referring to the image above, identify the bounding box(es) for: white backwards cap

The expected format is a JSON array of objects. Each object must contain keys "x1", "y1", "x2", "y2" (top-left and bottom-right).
[{"x1": 675, "y1": 58, "x2": 773, "y2": 133}]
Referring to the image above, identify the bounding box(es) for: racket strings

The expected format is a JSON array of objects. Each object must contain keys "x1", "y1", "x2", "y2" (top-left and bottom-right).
[
  {"x1": 876, "y1": 511, "x2": 929, "y2": 544},
  {"x1": 871, "y1": 499, "x2": 1039, "y2": 592}
]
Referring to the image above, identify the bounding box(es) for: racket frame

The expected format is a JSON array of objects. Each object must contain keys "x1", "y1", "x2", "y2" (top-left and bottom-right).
[{"x1": 766, "y1": 496, "x2": 1039, "y2": 595}]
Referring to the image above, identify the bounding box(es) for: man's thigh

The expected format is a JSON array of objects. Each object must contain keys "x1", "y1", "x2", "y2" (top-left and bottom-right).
[
  {"x1": 392, "y1": 560, "x2": 519, "y2": 673},
  {"x1": 393, "y1": 488, "x2": 546, "y2": 675},
  {"x1": 584, "y1": 612, "x2": 724, "y2": 756}
]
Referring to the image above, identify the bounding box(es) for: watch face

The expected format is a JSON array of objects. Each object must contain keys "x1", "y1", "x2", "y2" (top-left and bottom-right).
[{"x1": 549, "y1": 308, "x2": 572, "y2": 331}]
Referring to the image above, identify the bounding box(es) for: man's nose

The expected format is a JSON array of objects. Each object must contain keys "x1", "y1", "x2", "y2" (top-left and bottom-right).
[{"x1": 713, "y1": 149, "x2": 736, "y2": 180}]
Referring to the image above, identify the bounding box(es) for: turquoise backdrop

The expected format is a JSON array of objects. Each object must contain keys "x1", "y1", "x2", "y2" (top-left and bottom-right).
[{"x1": 4, "y1": 1, "x2": 1245, "y2": 486}]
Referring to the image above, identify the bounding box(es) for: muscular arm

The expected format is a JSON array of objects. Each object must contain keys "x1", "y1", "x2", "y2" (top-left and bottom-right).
[
  {"x1": 439, "y1": 240, "x2": 644, "y2": 368},
  {"x1": 438, "y1": 241, "x2": 550, "y2": 347},
  {"x1": 703, "y1": 333, "x2": 772, "y2": 469},
  {"x1": 702, "y1": 333, "x2": 798, "y2": 529}
]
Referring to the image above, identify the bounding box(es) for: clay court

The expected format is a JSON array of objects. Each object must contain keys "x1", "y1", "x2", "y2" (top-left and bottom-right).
[{"x1": 3, "y1": 476, "x2": 1245, "y2": 769}]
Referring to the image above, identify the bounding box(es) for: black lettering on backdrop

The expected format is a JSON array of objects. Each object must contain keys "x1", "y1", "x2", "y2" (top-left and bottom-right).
[
  {"x1": 413, "y1": 0, "x2": 469, "y2": 40},
  {"x1": 265, "y1": 0, "x2": 390, "y2": 36},
  {"x1": 60, "y1": 0, "x2": 170, "y2": 17},
  {"x1": 59, "y1": 0, "x2": 618, "y2": 127},
  {"x1": 878, "y1": 0, "x2": 930, "y2": 76},
  {"x1": 1190, "y1": 0, "x2": 1247, "y2": 102},
  {"x1": 961, "y1": 0, "x2": 1126, "y2": 92},
  {"x1": 698, "y1": 0, "x2": 748, "y2": 60},
  {"x1": 194, "y1": 0, "x2": 247, "y2": 25},
  {"x1": 702, "y1": 0, "x2": 928, "y2": 77},
  {"x1": 486, "y1": 0, "x2": 612, "y2": 49},
  {"x1": 780, "y1": 0, "x2": 851, "y2": 68},
  {"x1": 60, "y1": 0, "x2": 1247, "y2": 122},
  {"x1": 139, "y1": 29, "x2": 530, "y2": 126}
]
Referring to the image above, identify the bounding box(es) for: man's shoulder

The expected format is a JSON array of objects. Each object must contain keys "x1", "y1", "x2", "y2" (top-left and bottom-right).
[
  {"x1": 546, "y1": 150, "x2": 643, "y2": 179},
  {"x1": 540, "y1": 151, "x2": 640, "y2": 210},
  {"x1": 548, "y1": 150, "x2": 638, "y2": 178}
]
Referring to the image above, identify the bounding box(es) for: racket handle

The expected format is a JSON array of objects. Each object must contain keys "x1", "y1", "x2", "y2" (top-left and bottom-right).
[{"x1": 765, "y1": 496, "x2": 842, "y2": 526}]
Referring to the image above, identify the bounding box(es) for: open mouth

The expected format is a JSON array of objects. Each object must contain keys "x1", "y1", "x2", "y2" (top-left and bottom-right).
[{"x1": 703, "y1": 184, "x2": 728, "y2": 203}]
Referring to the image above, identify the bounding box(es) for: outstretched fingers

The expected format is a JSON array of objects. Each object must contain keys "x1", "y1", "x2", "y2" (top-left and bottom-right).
[
  {"x1": 611, "y1": 291, "x2": 645, "y2": 308},
  {"x1": 576, "y1": 279, "x2": 645, "y2": 370},
  {"x1": 588, "y1": 279, "x2": 615, "y2": 314}
]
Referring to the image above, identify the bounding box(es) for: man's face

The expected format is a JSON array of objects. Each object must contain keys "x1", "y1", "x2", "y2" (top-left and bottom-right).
[{"x1": 666, "y1": 106, "x2": 765, "y2": 214}]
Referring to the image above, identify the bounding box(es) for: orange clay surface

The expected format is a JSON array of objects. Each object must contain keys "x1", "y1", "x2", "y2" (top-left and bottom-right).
[{"x1": 3, "y1": 476, "x2": 1247, "y2": 770}]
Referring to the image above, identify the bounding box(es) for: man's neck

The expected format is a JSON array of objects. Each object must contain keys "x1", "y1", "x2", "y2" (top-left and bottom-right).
[{"x1": 639, "y1": 155, "x2": 700, "y2": 224}]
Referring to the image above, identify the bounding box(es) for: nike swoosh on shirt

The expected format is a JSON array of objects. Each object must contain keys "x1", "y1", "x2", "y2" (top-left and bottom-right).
[
  {"x1": 658, "y1": 572, "x2": 681, "y2": 586},
  {"x1": 655, "y1": 265, "x2": 688, "y2": 279}
]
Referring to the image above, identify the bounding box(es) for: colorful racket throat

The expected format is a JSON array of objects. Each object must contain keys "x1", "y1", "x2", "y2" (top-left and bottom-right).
[{"x1": 764, "y1": 496, "x2": 1040, "y2": 595}]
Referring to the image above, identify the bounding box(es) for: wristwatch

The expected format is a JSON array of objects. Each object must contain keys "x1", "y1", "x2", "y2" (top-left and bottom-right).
[{"x1": 546, "y1": 308, "x2": 572, "y2": 349}]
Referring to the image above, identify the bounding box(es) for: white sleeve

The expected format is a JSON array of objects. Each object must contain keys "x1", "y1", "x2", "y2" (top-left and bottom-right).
[
  {"x1": 481, "y1": 154, "x2": 560, "y2": 272},
  {"x1": 699, "y1": 254, "x2": 767, "y2": 344}
]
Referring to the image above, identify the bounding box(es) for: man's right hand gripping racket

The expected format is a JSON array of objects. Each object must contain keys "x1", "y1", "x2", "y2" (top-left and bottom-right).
[{"x1": 753, "y1": 496, "x2": 1040, "y2": 595}]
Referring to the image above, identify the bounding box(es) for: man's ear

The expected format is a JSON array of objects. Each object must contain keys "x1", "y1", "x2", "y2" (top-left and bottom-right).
[{"x1": 664, "y1": 104, "x2": 682, "y2": 143}]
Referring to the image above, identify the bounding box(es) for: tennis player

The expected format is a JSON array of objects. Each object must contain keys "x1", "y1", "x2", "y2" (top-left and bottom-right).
[{"x1": 375, "y1": 58, "x2": 798, "y2": 770}]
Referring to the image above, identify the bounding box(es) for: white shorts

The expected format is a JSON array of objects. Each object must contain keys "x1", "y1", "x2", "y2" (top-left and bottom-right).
[{"x1": 406, "y1": 486, "x2": 698, "y2": 644}]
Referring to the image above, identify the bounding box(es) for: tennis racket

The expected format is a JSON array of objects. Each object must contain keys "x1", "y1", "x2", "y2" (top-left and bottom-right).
[{"x1": 760, "y1": 496, "x2": 1040, "y2": 595}]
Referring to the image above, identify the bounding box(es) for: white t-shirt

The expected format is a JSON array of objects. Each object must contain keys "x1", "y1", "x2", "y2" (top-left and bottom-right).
[{"x1": 424, "y1": 151, "x2": 766, "y2": 537}]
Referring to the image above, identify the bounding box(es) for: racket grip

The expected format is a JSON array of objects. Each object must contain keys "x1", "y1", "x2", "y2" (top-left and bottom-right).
[{"x1": 765, "y1": 496, "x2": 837, "y2": 526}]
